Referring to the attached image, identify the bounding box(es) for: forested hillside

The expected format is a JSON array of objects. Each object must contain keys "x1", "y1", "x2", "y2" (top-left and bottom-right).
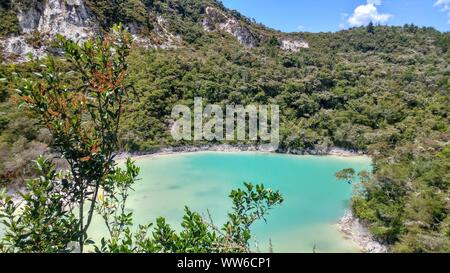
[{"x1": 0, "y1": 0, "x2": 449, "y2": 252}]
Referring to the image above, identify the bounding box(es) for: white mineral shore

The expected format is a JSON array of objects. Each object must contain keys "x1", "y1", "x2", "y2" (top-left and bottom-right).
[
  {"x1": 115, "y1": 144, "x2": 366, "y2": 161},
  {"x1": 337, "y1": 211, "x2": 389, "y2": 253}
]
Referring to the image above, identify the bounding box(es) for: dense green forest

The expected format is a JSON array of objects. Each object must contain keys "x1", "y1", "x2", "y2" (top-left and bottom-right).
[{"x1": 0, "y1": 0, "x2": 449, "y2": 252}]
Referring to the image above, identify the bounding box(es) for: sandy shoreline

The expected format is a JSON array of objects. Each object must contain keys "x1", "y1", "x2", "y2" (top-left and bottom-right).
[{"x1": 115, "y1": 144, "x2": 369, "y2": 162}]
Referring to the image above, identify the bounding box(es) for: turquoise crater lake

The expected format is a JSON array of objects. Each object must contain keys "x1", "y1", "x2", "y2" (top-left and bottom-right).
[{"x1": 90, "y1": 151, "x2": 372, "y2": 253}]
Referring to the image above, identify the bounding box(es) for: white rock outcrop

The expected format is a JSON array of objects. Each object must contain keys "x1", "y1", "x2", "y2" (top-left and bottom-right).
[
  {"x1": 337, "y1": 211, "x2": 389, "y2": 253},
  {"x1": 281, "y1": 39, "x2": 309, "y2": 52},
  {"x1": 203, "y1": 6, "x2": 256, "y2": 47},
  {"x1": 2, "y1": 36, "x2": 44, "y2": 57},
  {"x1": 36, "y1": 0, "x2": 97, "y2": 41},
  {"x1": 2, "y1": 0, "x2": 98, "y2": 61}
]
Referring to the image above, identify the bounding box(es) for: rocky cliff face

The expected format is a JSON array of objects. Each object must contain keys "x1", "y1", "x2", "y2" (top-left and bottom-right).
[
  {"x1": 202, "y1": 6, "x2": 309, "y2": 51},
  {"x1": 202, "y1": 6, "x2": 257, "y2": 48},
  {"x1": 20, "y1": 0, "x2": 97, "y2": 40},
  {"x1": 2, "y1": 0, "x2": 98, "y2": 61}
]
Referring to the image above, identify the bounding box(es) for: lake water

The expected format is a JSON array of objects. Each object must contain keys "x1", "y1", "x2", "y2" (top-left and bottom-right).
[{"x1": 89, "y1": 152, "x2": 372, "y2": 253}]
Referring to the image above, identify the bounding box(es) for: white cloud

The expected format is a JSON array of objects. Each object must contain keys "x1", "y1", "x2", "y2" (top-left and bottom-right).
[
  {"x1": 434, "y1": 0, "x2": 450, "y2": 24},
  {"x1": 297, "y1": 25, "x2": 305, "y2": 31},
  {"x1": 347, "y1": 0, "x2": 392, "y2": 27},
  {"x1": 434, "y1": 0, "x2": 450, "y2": 11}
]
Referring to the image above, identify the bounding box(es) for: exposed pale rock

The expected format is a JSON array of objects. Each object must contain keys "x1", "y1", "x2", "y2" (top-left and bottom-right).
[
  {"x1": 203, "y1": 6, "x2": 256, "y2": 47},
  {"x1": 1, "y1": 36, "x2": 45, "y2": 61},
  {"x1": 281, "y1": 39, "x2": 309, "y2": 52},
  {"x1": 3, "y1": 36, "x2": 33, "y2": 56},
  {"x1": 337, "y1": 211, "x2": 389, "y2": 253},
  {"x1": 15, "y1": 0, "x2": 98, "y2": 41},
  {"x1": 2, "y1": 0, "x2": 99, "y2": 61},
  {"x1": 37, "y1": 0, "x2": 97, "y2": 41},
  {"x1": 124, "y1": 16, "x2": 179, "y2": 49}
]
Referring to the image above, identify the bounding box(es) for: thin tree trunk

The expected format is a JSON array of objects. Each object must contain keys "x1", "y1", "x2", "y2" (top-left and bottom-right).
[
  {"x1": 79, "y1": 191, "x2": 84, "y2": 253},
  {"x1": 83, "y1": 182, "x2": 100, "y2": 235}
]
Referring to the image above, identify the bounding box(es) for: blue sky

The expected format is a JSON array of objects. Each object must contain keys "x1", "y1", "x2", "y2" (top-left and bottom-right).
[{"x1": 221, "y1": 0, "x2": 450, "y2": 33}]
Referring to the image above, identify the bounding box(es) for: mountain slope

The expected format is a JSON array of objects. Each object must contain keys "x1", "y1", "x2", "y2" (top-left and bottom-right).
[{"x1": 0, "y1": 0, "x2": 308, "y2": 61}]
